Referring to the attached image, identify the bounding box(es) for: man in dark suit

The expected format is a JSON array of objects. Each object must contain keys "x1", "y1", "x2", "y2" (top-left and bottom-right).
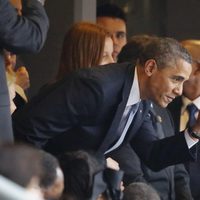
[
  {"x1": 13, "y1": 37, "x2": 198, "y2": 171},
  {"x1": 168, "y1": 40, "x2": 200, "y2": 200},
  {"x1": 109, "y1": 35, "x2": 193, "y2": 200},
  {"x1": 0, "y1": 0, "x2": 49, "y2": 142}
]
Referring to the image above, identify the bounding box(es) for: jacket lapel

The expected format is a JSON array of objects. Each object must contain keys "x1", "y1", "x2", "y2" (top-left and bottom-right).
[{"x1": 97, "y1": 65, "x2": 135, "y2": 154}]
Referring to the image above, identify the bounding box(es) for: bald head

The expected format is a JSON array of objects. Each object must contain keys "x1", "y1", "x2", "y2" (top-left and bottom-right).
[{"x1": 181, "y1": 40, "x2": 200, "y2": 100}]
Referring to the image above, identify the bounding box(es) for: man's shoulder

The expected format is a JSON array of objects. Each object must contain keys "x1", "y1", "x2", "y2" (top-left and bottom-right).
[
  {"x1": 71, "y1": 62, "x2": 134, "y2": 87},
  {"x1": 77, "y1": 62, "x2": 133, "y2": 77}
]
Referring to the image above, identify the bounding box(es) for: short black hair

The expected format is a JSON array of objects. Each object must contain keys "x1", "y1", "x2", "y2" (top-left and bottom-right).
[
  {"x1": 58, "y1": 150, "x2": 105, "y2": 200},
  {"x1": 118, "y1": 35, "x2": 153, "y2": 64},
  {"x1": 40, "y1": 150, "x2": 60, "y2": 188},
  {"x1": 123, "y1": 182, "x2": 160, "y2": 200},
  {"x1": 118, "y1": 35, "x2": 192, "y2": 69},
  {"x1": 97, "y1": 3, "x2": 127, "y2": 23}
]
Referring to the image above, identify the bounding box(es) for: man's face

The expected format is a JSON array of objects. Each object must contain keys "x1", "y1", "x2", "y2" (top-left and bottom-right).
[
  {"x1": 144, "y1": 59, "x2": 192, "y2": 107},
  {"x1": 97, "y1": 17, "x2": 127, "y2": 61},
  {"x1": 182, "y1": 44, "x2": 200, "y2": 100}
]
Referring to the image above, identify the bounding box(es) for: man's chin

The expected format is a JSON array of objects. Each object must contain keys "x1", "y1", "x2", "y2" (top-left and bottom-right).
[{"x1": 154, "y1": 100, "x2": 168, "y2": 108}]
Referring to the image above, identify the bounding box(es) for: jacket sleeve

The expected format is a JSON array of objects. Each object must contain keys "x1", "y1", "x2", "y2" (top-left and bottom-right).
[
  {"x1": 174, "y1": 164, "x2": 193, "y2": 200},
  {"x1": 108, "y1": 144, "x2": 147, "y2": 186},
  {"x1": 130, "y1": 113, "x2": 196, "y2": 171},
  {"x1": 0, "y1": 0, "x2": 49, "y2": 53}
]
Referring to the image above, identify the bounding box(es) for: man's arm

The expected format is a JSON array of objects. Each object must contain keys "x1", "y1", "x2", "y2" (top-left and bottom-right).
[
  {"x1": 0, "y1": 0, "x2": 49, "y2": 53},
  {"x1": 130, "y1": 113, "x2": 196, "y2": 171}
]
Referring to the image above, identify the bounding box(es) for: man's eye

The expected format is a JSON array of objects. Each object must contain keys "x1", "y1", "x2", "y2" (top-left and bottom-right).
[
  {"x1": 172, "y1": 77, "x2": 183, "y2": 82},
  {"x1": 116, "y1": 32, "x2": 126, "y2": 39}
]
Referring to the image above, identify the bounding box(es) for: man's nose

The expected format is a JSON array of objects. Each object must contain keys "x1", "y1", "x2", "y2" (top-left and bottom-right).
[
  {"x1": 173, "y1": 84, "x2": 183, "y2": 96},
  {"x1": 111, "y1": 34, "x2": 119, "y2": 45}
]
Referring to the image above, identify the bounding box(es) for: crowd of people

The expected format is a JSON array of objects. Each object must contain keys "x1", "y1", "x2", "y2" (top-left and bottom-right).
[{"x1": 1, "y1": 1, "x2": 200, "y2": 200}]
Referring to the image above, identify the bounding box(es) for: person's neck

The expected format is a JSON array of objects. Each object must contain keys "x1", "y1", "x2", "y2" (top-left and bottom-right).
[{"x1": 137, "y1": 66, "x2": 148, "y2": 100}]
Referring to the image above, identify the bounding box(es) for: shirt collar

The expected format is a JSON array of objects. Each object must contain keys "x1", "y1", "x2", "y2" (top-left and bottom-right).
[
  {"x1": 127, "y1": 66, "x2": 141, "y2": 106},
  {"x1": 181, "y1": 96, "x2": 200, "y2": 114}
]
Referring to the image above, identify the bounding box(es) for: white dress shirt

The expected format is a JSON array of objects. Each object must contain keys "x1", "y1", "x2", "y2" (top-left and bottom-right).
[
  {"x1": 105, "y1": 67, "x2": 141, "y2": 154},
  {"x1": 180, "y1": 96, "x2": 200, "y2": 148}
]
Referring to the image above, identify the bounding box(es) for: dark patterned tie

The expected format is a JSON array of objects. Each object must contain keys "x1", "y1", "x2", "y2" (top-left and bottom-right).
[
  {"x1": 186, "y1": 104, "x2": 200, "y2": 196},
  {"x1": 186, "y1": 103, "x2": 198, "y2": 128}
]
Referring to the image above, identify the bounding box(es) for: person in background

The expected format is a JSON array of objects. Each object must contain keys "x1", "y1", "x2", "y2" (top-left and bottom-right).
[
  {"x1": 58, "y1": 150, "x2": 123, "y2": 200},
  {"x1": 39, "y1": 151, "x2": 64, "y2": 200},
  {"x1": 0, "y1": 143, "x2": 44, "y2": 200},
  {"x1": 97, "y1": 3, "x2": 127, "y2": 61},
  {"x1": 6, "y1": 0, "x2": 33, "y2": 110},
  {"x1": 0, "y1": 0, "x2": 49, "y2": 142},
  {"x1": 168, "y1": 39, "x2": 200, "y2": 200},
  {"x1": 4, "y1": 50, "x2": 18, "y2": 113},
  {"x1": 123, "y1": 182, "x2": 160, "y2": 200},
  {"x1": 58, "y1": 150, "x2": 107, "y2": 200},
  {"x1": 4, "y1": 50, "x2": 29, "y2": 112},
  {"x1": 56, "y1": 21, "x2": 114, "y2": 81},
  {"x1": 109, "y1": 35, "x2": 193, "y2": 200}
]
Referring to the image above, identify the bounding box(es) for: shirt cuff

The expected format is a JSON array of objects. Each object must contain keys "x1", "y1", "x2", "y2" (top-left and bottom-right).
[{"x1": 184, "y1": 129, "x2": 199, "y2": 148}]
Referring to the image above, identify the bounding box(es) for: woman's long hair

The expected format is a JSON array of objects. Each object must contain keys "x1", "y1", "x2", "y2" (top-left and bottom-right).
[{"x1": 56, "y1": 22, "x2": 109, "y2": 80}]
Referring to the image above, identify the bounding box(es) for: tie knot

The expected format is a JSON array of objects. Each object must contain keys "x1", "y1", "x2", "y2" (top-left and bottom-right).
[
  {"x1": 186, "y1": 103, "x2": 198, "y2": 127},
  {"x1": 187, "y1": 103, "x2": 198, "y2": 114}
]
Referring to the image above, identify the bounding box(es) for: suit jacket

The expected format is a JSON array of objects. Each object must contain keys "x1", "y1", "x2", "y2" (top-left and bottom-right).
[
  {"x1": 168, "y1": 96, "x2": 200, "y2": 200},
  {"x1": 13, "y1": 63, "x2": 195, "y2": 170},
  {"x1": 109, "y1": 103, "x2": 193, "y2": 200},
  {"x1": 0, "y1": 0, "x2": 49, "y2": 142}
]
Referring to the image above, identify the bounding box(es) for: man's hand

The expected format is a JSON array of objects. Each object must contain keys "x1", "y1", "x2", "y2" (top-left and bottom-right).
[{"x1": 106, "y1": 157, "x2": 120, "y2": 170}]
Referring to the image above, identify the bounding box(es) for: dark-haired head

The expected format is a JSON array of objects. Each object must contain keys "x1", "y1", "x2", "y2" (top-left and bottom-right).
[{"x1": 97, "y1": 3, "x2": 127, "y2": 23}]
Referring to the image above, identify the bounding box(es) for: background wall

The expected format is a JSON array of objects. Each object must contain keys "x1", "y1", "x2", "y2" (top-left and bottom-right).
[
  {"x1": 20, "y1": 0, "x2": 200, "y2": 98},
  {"x1": 166, "y1": 0, "x2": 200, "y2": 40}
]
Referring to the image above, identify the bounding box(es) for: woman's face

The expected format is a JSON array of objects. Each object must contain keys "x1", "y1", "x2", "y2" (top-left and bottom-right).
[{"x1": 100, "y1": 37, "x2": 115, "y2": 65}]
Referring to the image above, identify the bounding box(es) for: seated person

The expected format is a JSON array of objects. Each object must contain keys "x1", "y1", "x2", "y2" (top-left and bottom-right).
[
  {"x1": 123, "y1": 182, "x2": 160, "y2": 200},
  {"x1": 58, "y1": 150, "x2": 123, "y2": 200},
  {"x1": 39, "y1": 150, "x2": 64, "y2": 200},
  {"x1": 4, "y1": 50, "x2": 29, "y2": 113},
  {"x1": 0, "y1": 143, "x2": 44, "y2": 199}
]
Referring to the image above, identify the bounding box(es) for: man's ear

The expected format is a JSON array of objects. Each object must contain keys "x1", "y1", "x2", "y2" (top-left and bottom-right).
[{"x1": 144, "y1": 59, "x2": 158, "y2": 76}]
